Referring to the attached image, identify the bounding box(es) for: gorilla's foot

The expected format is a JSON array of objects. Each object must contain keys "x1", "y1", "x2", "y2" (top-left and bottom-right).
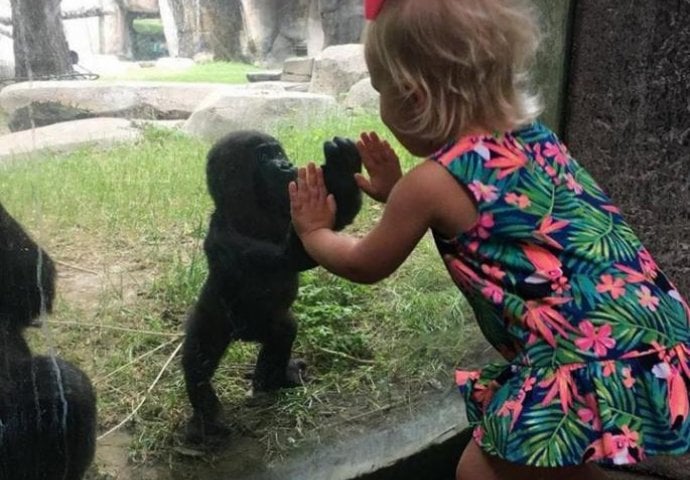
[
  {"x1": 185, "y1": 412, "x2": 231, "y2": 445},
  {"x1": 251, "y1": 358, "x2": 308, "y2": 393},
  {"x1": 284, "y1": 358, "x2": 308, "y2": 387}
]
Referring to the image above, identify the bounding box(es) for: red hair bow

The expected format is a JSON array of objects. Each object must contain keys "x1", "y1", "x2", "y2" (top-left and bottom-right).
[{"x1": 365, "y1": 0, "x2": 386, "y2": 20}]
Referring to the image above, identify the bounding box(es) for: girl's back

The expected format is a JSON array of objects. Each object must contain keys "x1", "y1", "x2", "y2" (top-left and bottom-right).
[{"x1": 433, "y1": 122, "x2": 690, "y2": 366}]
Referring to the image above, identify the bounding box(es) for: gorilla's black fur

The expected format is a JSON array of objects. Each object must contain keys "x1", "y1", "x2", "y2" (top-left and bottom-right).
[
  {"x1": 0, "y1": 202, "x2": 97, "y2": 480},
  {"x1": 182, "y1": 131, "x2": 362, "y2": 442}
]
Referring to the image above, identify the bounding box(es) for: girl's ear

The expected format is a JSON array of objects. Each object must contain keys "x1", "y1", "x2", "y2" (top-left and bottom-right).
[{"x1": 410, "y1": 86, "x2": 427, "y2": 112}]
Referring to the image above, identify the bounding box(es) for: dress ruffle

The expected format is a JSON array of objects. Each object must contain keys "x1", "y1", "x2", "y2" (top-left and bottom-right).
[{"x1": 456, "y1": 343, "x2": 690, "y2": 467}]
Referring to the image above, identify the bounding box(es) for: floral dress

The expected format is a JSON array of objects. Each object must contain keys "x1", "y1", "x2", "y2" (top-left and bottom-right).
[{"x1": 431, "y1": 122, "x2": 690, "y2": 467}]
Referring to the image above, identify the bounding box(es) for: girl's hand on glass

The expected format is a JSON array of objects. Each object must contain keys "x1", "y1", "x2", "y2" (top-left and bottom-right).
[
  {"x1": 355, "y1": 132, "x2": 403, "y2": 203},
  {"x1": 289, "y1": 162, "x2": 337, "y2": 238}
]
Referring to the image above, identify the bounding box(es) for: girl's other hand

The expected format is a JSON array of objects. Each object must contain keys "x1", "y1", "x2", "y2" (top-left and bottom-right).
[
  {"x1": 289, "y1": 162, "x2": 337, "y2": 238},
  {"x1": 355, "y1": 132, "x2": 403, "y2": 203}
]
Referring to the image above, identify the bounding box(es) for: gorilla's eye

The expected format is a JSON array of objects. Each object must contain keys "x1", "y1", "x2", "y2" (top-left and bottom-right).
[{"x1": 256, "y1": 143, "x2": 293, "y2": 171}]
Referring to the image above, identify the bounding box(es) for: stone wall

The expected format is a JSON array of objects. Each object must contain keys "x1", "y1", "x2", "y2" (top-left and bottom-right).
[
  {"x1": 160, "y1": 0, "x2": 364, "y2": 66},
  {"x1": 564, "y1": 0, "x2": 690, "y2": 294}
]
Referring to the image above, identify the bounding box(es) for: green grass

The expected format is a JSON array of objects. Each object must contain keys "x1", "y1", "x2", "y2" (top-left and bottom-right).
[
  {"x1": 100, "y1": 61, "x2": 259, "y2": 84},
  {"x1": 0, "y1": 114, "x2": 480, "y2": 465},
  {"x1": 133, "y1": 18, "x2": 164, "y2": 36}
]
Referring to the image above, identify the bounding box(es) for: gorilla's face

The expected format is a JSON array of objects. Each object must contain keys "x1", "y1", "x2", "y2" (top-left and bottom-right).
[{"x1": 254, "y1": 141, "x2": 297, "y2": 217}]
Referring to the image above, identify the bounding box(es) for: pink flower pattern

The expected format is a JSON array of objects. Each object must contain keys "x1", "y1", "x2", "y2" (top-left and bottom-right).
[
  {"x1": 469, "y1": 181, "x2": 499, "y2": 202},
  {"x1": 575, "y1": 321, "x2": 616, "y2": 357}
]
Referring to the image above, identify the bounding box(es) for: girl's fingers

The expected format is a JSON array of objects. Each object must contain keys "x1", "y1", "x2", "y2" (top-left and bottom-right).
[
  {"x1": 326, "y1": 194, "x2": 337, "y2": 216},
  {"x1": 315, "y1": 164, "x2": 327, "y2": 202},
  {"x1": 297, "y1": 166, "x2": 307, "y2": 189},
  {"x1": 354, "y1": 173, "x2": 374, "y2": 196},
  {"x1": 306, "y1": 162, "x2": 318, "y2": 189},
  {"x1": 288, "y1": 180, "x2": 298, "y2": 205}
]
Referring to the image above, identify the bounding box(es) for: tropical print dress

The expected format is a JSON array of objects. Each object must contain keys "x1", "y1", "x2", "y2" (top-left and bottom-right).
[{"x1": 430, "y1": 122, "x2": 690, "y2": 467}]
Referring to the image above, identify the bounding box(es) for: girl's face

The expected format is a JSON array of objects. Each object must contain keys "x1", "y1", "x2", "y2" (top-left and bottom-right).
[{"x1": 368, "y1": 59, "x2": 441, "y2": 158}]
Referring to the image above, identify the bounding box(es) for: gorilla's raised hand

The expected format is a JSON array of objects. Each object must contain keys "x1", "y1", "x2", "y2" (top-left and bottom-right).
[
  {"x1": 287, "y1": 137, "x2": 363, "y2": 270},
  {"x1": 321, "y1": 137, "x2": 362, "y2": 229}
]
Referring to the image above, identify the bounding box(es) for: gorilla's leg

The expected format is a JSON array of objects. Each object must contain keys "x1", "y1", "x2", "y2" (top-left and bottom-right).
[
  {"x1": 182, "y1": 296, "x2": 236, "y2": 442},
  {"x1": 251, "y1": 310, "x2": 306, "y2": 392}
]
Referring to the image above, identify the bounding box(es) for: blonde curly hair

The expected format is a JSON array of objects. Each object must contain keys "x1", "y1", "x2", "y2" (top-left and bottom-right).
[{"x1": 365, "y1": 0, "x2": 543, "y2": 145}]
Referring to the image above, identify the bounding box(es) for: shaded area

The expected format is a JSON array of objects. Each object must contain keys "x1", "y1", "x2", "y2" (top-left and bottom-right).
[
  {"x1": 564, "y1": 0, "x2": 690, "y2": 295},
  {"x1": 565, "y1": 2, "x2": 689, "y2": 476}
]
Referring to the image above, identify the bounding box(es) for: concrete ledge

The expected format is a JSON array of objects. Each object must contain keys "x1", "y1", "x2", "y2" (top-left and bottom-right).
[{"x1": 245, "y1": 391, "x2": 470, "y2": 480}]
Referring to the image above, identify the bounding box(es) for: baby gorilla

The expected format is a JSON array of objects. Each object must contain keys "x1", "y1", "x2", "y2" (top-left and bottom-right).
[
  {"x1": 182, "y1": 131, "x2": 362, "y2": 442},
  {"x1": 0, "y1": 202, "x2": 96, "y2": 480}
]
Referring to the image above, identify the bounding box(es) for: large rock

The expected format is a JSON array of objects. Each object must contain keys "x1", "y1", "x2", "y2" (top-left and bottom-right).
[
  {"x1": 0, "y1": 81, "x2": 244, "y2": 131},
  {"x1": 343, "y1": 77, "x2": 378, "y2": 112},
  {"x1": 0, "y1": 117, "x2": 141, "y2": 162},
  {"x1": 182, "y1": 89, "x2": 338, "y2": 142},
  {"x1": 309, "y1": 44, "x2": 369, "y2": 98},
  {"x1": 281, "y1": 56, "x2": 314, "y2": 82}
]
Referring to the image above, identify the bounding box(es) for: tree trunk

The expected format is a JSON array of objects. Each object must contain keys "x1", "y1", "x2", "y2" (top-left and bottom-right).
[
  {"x1": 159, "y1": 0, "x2": 245, "y2": 61},
  {"x1": 205, "y1": 0, "x2": 245, "y2": 61},
  {"x1": 10, "y1": 0, "x2": 71, "y2": 79}
]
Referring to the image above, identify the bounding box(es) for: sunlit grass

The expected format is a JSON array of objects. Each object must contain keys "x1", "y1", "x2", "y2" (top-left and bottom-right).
[
  {"x1": 100, "y1": 61, "x2": 260, "y2": 84},
  {"x1": 133, "y1": 18, "x2": 164, "y2": 36},
  {"x1": 0, "y1": 114, "x2": 479, "y2": 463}
]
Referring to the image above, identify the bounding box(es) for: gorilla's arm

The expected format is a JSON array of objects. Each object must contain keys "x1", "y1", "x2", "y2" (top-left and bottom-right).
[{"x1": 205, "y1": 219, "x2": 315, "y2": 274}]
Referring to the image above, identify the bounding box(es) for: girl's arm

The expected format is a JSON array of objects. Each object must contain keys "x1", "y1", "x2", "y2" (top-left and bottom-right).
[{"x1": 289, "y1": 160, "x2": 478, "y2": 284}]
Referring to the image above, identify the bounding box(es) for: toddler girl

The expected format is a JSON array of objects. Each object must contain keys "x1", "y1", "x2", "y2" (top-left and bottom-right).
[{"x1": 290, "y1": 1, "x2": 690, "y2": 478}]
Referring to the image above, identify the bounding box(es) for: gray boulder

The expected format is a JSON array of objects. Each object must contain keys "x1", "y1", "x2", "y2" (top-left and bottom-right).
[
  {"x1": 0, "y1": 117, "x2": 141, "y2": 162},
  {"x1": 0, "y1": 81, "x2": 243, "y2": 131},
  {"x1": 182, "y1": 89, "x2": 338, "y2": 143},
  {"x1": 344, "y1": 77, "x2": 379, "y2": 112},
  {"x1": 309, "y1": 44, "x2": 369, "y2": 98}
]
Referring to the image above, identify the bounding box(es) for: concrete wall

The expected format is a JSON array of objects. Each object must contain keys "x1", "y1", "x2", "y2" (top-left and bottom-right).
[
  {"x1": 564, "y1": 0, "x2": 690, "y2": 294},
  {"x1": 63, "y1": 17, "x2": 102, "y2": 56}
]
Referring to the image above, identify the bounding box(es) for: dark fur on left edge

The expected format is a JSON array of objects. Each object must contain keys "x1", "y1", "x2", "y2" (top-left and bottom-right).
[{"x1": 0, "y1": 202, "x2": 96, "y2": 480}]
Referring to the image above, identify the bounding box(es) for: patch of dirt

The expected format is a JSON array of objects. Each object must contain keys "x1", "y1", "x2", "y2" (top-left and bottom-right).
[
  {"x1": 53, "y1": 242, "x2": 155, "y2": 313},
  {"x1": 49, "y1": 243, "x2": 162, "y2": 479}
]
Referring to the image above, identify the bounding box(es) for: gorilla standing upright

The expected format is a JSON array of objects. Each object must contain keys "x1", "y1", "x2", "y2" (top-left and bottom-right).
[
  {"x1": 182, "y1": 131, "x2": 362, "y2": 442},
  {"x1": 0, "y1": 201, "x2": 97, "y2": 480}
]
